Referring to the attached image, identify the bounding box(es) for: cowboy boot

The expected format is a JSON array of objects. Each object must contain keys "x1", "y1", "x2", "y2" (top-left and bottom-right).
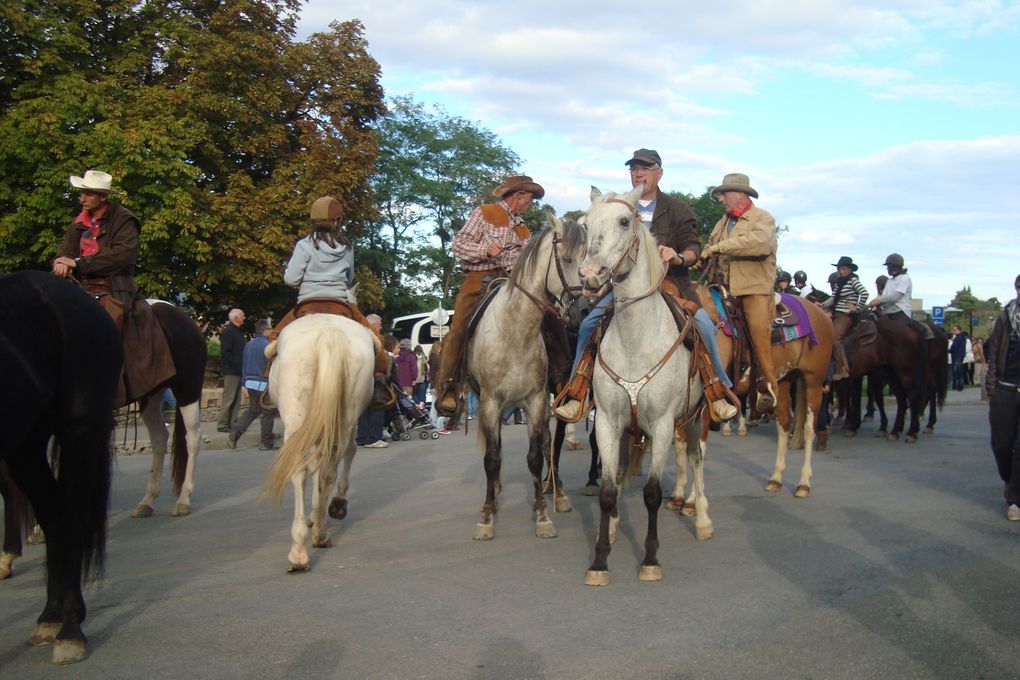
[
  {"x1": 553, "y1": 340, "x2": 597, "y2": 423},
  {"x1": 695, "y1": 341, "x2": 740, "y2": 422}
]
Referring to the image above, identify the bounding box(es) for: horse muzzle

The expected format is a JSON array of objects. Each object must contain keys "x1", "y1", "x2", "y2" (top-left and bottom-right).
[{"x1": 579, "y1": 262, "x2": 608, "y2": 295}]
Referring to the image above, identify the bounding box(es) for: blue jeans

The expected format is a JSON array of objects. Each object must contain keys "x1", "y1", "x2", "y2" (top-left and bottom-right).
[{"x1": 571, "y1": 292, "x2": 732, "y2": 389}]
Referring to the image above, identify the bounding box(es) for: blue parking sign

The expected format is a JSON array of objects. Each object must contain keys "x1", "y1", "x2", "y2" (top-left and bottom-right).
[{"x1": 932, "y1": 306, "x2": 945, "y2": 326}]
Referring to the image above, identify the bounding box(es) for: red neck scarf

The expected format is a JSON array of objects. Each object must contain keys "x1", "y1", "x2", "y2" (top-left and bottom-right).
[
  {"x1": 74, "y1": 204, "x2": 109, "y2": 257},
  {"x1": 728, "y1": 197, "x2": 754, "y2": 218}
]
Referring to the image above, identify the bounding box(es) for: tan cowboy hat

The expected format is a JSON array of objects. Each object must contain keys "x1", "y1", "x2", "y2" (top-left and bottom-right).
[
  {"x1": 69, "y1": 170, "x2": 115, "y2": 194},
  {"x1": 492, "y1": 175, "x2": 545, "y2": 199},
  {"x1": 710, "y1": 172, "x2": 758, "y2": 199}
]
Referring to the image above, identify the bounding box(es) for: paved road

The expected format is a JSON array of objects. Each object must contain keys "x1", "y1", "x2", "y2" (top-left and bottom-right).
[{"x1": 2, "y1": 389, "x2": 1018, "y2": 679}]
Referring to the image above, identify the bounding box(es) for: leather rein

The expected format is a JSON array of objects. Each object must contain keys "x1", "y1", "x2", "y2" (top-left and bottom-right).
[{"x1": 513, "y1": 230, "x2": 583, "y2": 321}]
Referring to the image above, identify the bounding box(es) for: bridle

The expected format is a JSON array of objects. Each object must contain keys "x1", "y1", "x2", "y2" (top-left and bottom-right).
[
  {"x1": 585, "y1": 197, "x2": 665, "y2": 307},
  {"x1": 513, "y1": 228, "x2": 585, "y2": 321}
]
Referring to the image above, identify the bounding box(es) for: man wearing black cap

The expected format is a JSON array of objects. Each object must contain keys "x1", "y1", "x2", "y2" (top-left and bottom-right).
[
  {"x1": 555, "y1": 149, "x2": 739, "y2": 422},
  {"x1": 818, "y1": 256, "x2": 869, "y2": 380}
]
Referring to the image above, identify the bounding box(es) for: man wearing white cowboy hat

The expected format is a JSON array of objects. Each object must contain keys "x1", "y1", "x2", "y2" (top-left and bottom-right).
[
  {"x1": 53, "y1": 169, "x2": 175, "y2": 407},
  {"x1": 701, "y1": 172, "x2": 780, "y2": 412},
  {"x1": 818, "y1": 256, "x2": 869, "y2": 380},
  {"x1": 434, "y1": 174, "x2": 543, "y2": 416}
]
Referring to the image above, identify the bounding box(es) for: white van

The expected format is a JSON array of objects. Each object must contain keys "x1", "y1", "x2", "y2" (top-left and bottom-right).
[{"x1": 389, "y1": 310, "x2": 454, "y2": 357}]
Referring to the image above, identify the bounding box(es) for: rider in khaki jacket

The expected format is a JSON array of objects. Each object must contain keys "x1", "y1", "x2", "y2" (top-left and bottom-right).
[{"x1": 702, "y1": 173, "x2": 779, "y2": 411}]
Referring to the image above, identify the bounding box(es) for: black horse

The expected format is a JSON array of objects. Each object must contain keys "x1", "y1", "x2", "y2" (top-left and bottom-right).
[{"x1": 0, "y1": 270, "x2": 122, "y2": 664}]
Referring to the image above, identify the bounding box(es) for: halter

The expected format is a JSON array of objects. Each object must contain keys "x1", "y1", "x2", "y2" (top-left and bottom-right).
[
  {"x1": 513, "y1": 228, "x2": 584, "y2": 321},
  {"x1": 587, "y1": 197, "x2": 666, "y2": 307}
]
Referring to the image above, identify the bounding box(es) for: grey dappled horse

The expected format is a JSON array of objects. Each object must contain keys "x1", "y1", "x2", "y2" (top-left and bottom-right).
[
  {"x1": 579, "y1": 186, "x2": 710, "y2": 587},
  {"x1": 466, "y1": 215, "x2": 586, "y2": 541}
]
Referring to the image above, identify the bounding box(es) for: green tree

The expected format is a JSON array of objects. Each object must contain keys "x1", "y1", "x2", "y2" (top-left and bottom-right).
[
  {"x1": 0, "y1": 2, "x2": 384, "y2": 324},
  {"x1": 364, "y1": 96, "x2": 520, "y2": 317}
]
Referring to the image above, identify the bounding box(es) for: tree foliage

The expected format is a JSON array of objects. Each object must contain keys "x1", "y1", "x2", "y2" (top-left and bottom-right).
[
  {"x1": 0, "y1": 2, "x2": 384, "y2": 323},
  {"x1": 361, "y1": 97, "x2": 520, "y2": 316}
]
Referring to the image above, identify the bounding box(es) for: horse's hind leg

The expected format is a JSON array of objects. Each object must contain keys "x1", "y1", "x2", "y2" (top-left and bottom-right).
[
  {"x1": 287, "y1": 472, "x2": 311, "y2": 572},
  {"x1": 473, "y1": 403, "x2": 503, "y2": 541},
  {"x1": 328, "y1": 440, "x2": 356, "y2": 521},
  {"x1": 766, "y1": 383, "x2": 793, "y2": 492},
  {"x1": 133, "y1": 398, "x2": 169, "y2": 517},
  {"x1": 665, "y1": 422, "x2": 688, "y2": 511},
  {"x1": 543, "y1": 410, "x2": 572, "y2": 513},
  {"x1": 794, "y1": 378, "x2": 820, "y2": 498},
  {"x1": 687, "y1": 419, "x2": 714, "y2": 537},
  {"x1": 312, "y1": 468, "x2": 334, "y2": 548},
  {"x1": 170, "y1": 400, "x2": 202, "y2": 516}
]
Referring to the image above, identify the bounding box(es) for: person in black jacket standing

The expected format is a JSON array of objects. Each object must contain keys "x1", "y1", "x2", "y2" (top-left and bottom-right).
[
  {"x1": 217, "y1": 308, "x2": 246, "y2": 432},
  {"x1": 985, "y1": 274, "x2": 1020, "y2": 521}
]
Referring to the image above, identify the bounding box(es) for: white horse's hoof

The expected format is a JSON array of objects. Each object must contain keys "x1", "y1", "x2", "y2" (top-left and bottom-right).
[
  {"x1": 720, "y1": 428, "x2": 732, "y2": 437},
  {"x1": 554, "y1": 495, "x2": 572, "y2": 513},
  {"x1": 131, "y1": 504, "x2": 154, "y2": 518},
  {"x1": 583, "y1": 484, "x2": 599, "y2": 496},
  {"x1": 52, "y1": 639, "x2": 88, "y2": 664},
  {"x1": 905, "y1": 435, "x2": 917, "y2": 444},
  {"x1": 794, "y1": 485, "x2": 811, "y2": 498},
  {"x1": 28, "y1": 622, "x2": 60, "y2": 646},
  {"x1": 681, "y1": 502, "x2": 696, "y2": 517},
  {"x1": 312, "y1": 537, "x2": 332, "y2": 549},
  {"x1": 584, "y1": 570, "x2": 609, "y2": 586},
  {"x1": 765, "y1": 480, "x2": 782, "y2": 493},
  {"x1": 535, "y1": 521, "x2": 558, "y2": 539},
  {"x1": 664, "y1": 496, "x2": 685, "y2": 511},
  {"x1": 638, "y1": 565, "x2": 662, "y2": 581},
  {"x1": 696, "y1": 524, "x2": 714, "y2": 541},
  {"x1": 473, "y1": 524, "x2": 494, "y2": 541},
  {"x1": 170, "y1": 503, "x2": 190, "y2": 517},
  {"x1": 286, "y1": 562, "x2": 310, "y2": 573}
]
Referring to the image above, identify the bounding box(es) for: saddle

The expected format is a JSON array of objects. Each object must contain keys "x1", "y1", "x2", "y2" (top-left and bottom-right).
[
  {"x1": 82, "y1": 277, "x2": 125, "y2": 332},
  {"x1": 294, "y1": 297, "x2": 356, "y2": 319}
]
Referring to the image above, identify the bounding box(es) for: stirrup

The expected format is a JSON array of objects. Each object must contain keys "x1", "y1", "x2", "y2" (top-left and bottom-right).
[
  {"x1": 435, "y1": 382, "x2": 461, "y2": 418},
  {"x1": 553, "y1": 395, "x2": 591, "y2": 424}
]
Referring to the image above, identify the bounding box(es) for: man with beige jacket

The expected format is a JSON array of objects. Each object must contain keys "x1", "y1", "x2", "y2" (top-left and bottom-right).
[{"x1": 701, "y1": 173, "x2": 779, "y2": 412}]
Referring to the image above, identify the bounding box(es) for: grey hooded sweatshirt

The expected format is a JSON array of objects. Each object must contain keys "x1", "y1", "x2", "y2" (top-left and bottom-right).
[{"x1": 284, "y1": 235, "x2": 354, "y2": 303}]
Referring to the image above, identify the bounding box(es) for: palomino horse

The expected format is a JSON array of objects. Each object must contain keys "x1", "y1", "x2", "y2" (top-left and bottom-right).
[
  {"x1": 466, "y1": 215, "x2": 586, "y2": 540},
  {"x1": 129, "y1": 300, "x2": 207, "y2": 517},
  {"x1": 579, "y1": 186, "x2": 709, "y2": 586},
  {"x1": 262, "y1": 314, "x2": 375, "y2": 572},
  {"x1": 0, "y1": 271, "x2": 121, "y2": 663}
]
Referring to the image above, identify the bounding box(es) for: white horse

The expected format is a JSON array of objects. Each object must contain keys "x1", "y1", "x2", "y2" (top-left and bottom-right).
[
  {"x1": 466, "y1": 215, "x2": 586, "y2": 540},
  {"x1": 579, "y1": 185, "x2": 711, "y2": 587},
  {"x1": 262, "y1": 314, "x2": 375, "y2": 572}
]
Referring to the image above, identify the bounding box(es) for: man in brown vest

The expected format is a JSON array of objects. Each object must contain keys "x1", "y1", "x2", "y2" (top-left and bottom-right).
[
  {"x1": 52, "y1": 170, "x2": 175, "y2": 407},
  {"x1": 434, "y1": 175, "x2": 543, "y2": 416}
]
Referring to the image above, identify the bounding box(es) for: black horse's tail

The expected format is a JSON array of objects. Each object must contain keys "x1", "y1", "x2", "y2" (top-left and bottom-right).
[
  {"x1": 934, "y1": 355, "x2": 949, "y2": 410},
  {"x1": 910, "y1": 324, "x2": 929, "y2": 410},
  {"x1": 170, "y1": 406, "x2": 188, "y2": 496},
  {"x1": 55, "y1": 420, "x2": 114, "y2": 582}
]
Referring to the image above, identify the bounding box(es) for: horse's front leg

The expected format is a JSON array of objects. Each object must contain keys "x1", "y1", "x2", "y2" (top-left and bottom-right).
[
  {"x1": 1, "y1": 466, "x2": 23, "y2": 579},
  {"x1": 287, "y1": 471, "x2": 310, "y2": 572},
  {"x1": 170, "y1": 401, "x2": 202, "y2": 516},
  {"x1": 526, "y1": 411, "x2": 557, "y2": 538},
  {"x1": 794, "y1": 385, "x2": 820, "y2": 499},
  {"x1": 473, "y1": 403, "x2": 503, "y2": 541},
  {"x1": 585, "y1": 415, "x2": 621, "y2": 586},
  {"x1": 687, "y1": 416, "x2": 714, "y2": 535},
  {"x1": 766, "y1": 384, "x2": 793, "y2": 493},
  {"x1": 133, "y1": 399, "x2": 169, "y2": 517}
]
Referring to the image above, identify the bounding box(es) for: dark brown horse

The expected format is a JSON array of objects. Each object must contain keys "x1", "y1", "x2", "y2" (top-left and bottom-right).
[
  {"x1": 0, "y1": 271, "x2": 122, "y2": 663},
  {"x1": 843, "y1": 313, "x2": 931, "y2": 442}
]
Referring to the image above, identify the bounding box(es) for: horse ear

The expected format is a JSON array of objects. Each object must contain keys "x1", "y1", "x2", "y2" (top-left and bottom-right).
[
  {"x1": 626, "y1": 183, "x2": 644, "y2": 206},
  {"x1": 348, "y1": 282, "x2": 358, "y2": 306},
  {"x1": 547, "y1": 212, "x2": 564, "y2": 236},
  {"x1": 589, "y1": 186, "x2": 602, "y2": 203}
]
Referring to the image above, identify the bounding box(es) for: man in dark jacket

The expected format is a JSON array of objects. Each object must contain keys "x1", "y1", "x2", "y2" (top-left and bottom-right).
[
  {"x1": 52, "y1": 169, "x2": 175, "y2": 407},
  {"x1": 949, "y1": 325, "x2": 967, "y2": 391},
  {"x1": 218, "y1": 308, "x2": 246, "y2": 432},
  {"x1": 985, "y1": 274, "x2": 1020, "y2": 521},
  {"x1": 228, "y1": 319, "x2": 275, "y2": 450}
]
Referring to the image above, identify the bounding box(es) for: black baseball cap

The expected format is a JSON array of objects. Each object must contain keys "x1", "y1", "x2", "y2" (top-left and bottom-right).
[{"x1": 624, "y1": 148, "x2": 662, "y2": 167}]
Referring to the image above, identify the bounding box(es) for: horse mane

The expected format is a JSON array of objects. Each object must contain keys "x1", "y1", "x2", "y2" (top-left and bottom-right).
[{"x1": 507, "y1": 218, "x2": 585, "y2": 292}]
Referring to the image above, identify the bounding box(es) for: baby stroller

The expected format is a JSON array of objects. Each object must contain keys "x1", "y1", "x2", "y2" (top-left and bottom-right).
[{"x1": 385, "y1": 380, "x2": 440, "y2": 441}]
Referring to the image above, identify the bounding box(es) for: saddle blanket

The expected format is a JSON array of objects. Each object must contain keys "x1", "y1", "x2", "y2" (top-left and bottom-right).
[
  {"x1": 772, "y1": 293, "x2": 818, "y2": 347},
  {"x1": 710, "y1": 287, "x2": 736, "y2": 338}
]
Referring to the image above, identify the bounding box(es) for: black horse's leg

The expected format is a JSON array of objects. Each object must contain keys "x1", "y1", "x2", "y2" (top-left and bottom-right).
[
  {"x1": 0, "y1": 461, "x2": 25, "y2": 579},
  {"x1": 473, "y1": 402, "x2": 503, "y2": 541},
  {"x1": 584, "y1": 418, "x2": 601, "y2": 495},
  {"x1": 525, "y1": 411, "x2": 556, "y2": 538},
  {"x1": 585, "y1": 477, "x2": 617, "y2": 586},
  {"x1": 639, "y1": 474, "x2": 663, "y2": 581}
]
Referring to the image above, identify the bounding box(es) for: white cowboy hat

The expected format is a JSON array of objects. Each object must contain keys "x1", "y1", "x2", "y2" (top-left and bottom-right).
[{"x1": 69, "y1": 170, "x2": 115, "y2": 194}]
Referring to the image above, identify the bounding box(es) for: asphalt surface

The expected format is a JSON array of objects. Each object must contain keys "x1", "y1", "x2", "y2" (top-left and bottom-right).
[{"x1": 2, "y1": 388, "x2": 1018, "y2": 679}]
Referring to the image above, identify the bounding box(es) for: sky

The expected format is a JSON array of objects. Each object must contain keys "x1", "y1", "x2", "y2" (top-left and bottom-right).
[{"x1": 297, "y1": 0, "x2": 1020, "y2": 309}]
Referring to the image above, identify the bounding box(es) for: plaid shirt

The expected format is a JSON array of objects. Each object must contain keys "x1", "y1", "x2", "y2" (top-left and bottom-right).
[{"x1": 452, "y1": 201, "x2": 529, "y2": 272}]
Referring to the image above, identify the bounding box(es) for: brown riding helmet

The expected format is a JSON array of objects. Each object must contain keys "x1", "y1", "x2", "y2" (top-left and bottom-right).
[
  {"x1": 883, "y1": 253, "x2": 904, "y2": 268},
  {"x1": 310, "y1": 196, "x2": 344, "y2": 223}
]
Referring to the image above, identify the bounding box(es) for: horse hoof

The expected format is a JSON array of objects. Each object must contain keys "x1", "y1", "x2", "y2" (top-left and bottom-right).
[
  {"x1": 131, "y1": 504, "x2": 154, "y2": 518},
  {"x1": 584, "y1": 570, "x2": 609, "y2": 587},
  {"x1": 0, "y1": 565, "x2": 11, "y2": 580},
  {"x1": 312, "y1": 537, "x2": 332, "y2": 549},
  {"x1": 923, "y1": 427, "x2": 934, "y2": 434},
  {"x1": 794, "y1": 485, "x2": 811, "y2": 498},
  {"x1": 844, "y1": 430, "x2": 857, "y2": 438},
  {"x1": 52, "y1": 639, "x2": 88, "y2": 664},
  {"x1": 26, "y1": 527, "x2": 45, "y2": 544},
  {"x1": 905, "y1": 436, "x2": 917, "y2": 444},
  {"x1": 886, "y1": 434, "x2": 899, "y2": 442},
  {"x1": 473, "y1": 524, "x2": 494, "y2": 541},
  {"x1": 664, "y1": 496, "x2": 685, "y2": 511},
  {"x1": 695, "y1": 524, "x2": 714, "y2": 541},
  {"x1": 28, "y1": 622, "x2": 60, "y2": 646},
  {"x1": 638, "y1": 565, "x2": 662, "y2": 581},
  {"x1": 764, "y1": 480, "x2": 782, "y2": 493},
  {"x1": 583, "y1": 484, "x2": 599, "y2": 497},
  {"x1": 170, "y1": 503, "x2": 190, "y2": 517},
  {"x1": 681, "y1": 502, "x2": 696, "y2": 517},
  {"x1": 328, "y1": 497, "x2": 348, "y2": 520},
  {"x1": 721, "y1": 429, "x2": 732, "y2": 437},
  {"x1": 565, "y1": 438, "x2": 583, "y2": 450},
  {"x1": 554, "y1": 496, "x2": 573, "y2": 513},
  {"x1": 535, "y1": 521, "x2": 558, "y2": 539},
  {"x1": 286, "y1": 562, "x2": 310, "y2": 573}
]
